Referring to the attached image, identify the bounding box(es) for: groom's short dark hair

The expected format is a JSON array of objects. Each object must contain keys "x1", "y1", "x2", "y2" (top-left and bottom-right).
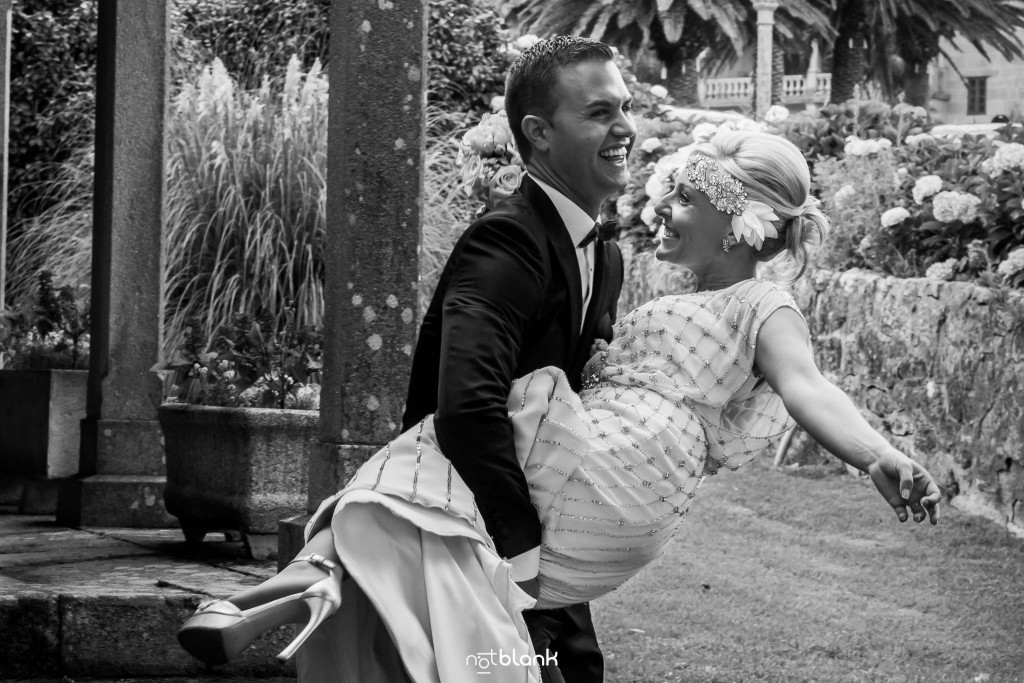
[{"x1": 505, "y1": 36, "x2": 615, "y2": 164}]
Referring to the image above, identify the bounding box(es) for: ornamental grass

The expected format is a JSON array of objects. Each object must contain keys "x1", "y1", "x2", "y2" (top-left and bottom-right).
[{"x1": 162, "y1": 55, "x2": 327, "y2": 359}]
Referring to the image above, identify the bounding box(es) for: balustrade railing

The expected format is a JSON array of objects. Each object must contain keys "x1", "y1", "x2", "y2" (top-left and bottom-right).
[{"x1": 699, "y1": 73, "x2": 831, "y2": 109}]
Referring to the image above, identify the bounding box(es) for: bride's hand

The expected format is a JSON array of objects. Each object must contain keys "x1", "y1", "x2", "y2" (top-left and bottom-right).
[
  {"x1": 866, "y1": 448, "x2": 941, "y2": 525},
  {"x1": 589, "y1": 338, "x2": 609, "y2": 357}
]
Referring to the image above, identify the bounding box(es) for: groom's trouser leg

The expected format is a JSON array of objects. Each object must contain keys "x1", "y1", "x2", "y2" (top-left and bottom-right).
[{"x1": 524, "y1": 603, "x2": 603, "y2": 683}]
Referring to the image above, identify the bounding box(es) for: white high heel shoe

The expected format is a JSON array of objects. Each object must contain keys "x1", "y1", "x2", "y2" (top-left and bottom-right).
[{"x1": 177, "y1": 552, "x2": 343, "y2": 664}]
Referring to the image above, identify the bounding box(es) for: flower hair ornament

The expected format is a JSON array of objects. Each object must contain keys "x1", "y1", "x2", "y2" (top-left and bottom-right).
[{"x1": 685, "y1": 152, "x2": 779, "y2": 250}]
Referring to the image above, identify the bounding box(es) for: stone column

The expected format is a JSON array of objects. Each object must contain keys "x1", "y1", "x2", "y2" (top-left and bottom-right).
[
  {"x1": 753, "y1": 0, "x2": 780, "y2": 119},
  {"x1": 0, "y1": 0, "x2": 11, "y2": 316},
  {"x1": 57, "y1": 0, "x2": 173, "y2": 528},
  {"x1": 279, "y1": 0, "x2": 426, "y2": 564},
  {"x1": 805, "y1": 39, "x2": 821, "y2": 97}
]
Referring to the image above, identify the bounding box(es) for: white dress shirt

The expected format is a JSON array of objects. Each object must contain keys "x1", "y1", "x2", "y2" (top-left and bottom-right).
[{"x1": 530, "y1": 176, "x2": 597, "y2": 326}]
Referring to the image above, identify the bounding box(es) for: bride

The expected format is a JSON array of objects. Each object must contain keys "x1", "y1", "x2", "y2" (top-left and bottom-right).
[{"x1": 177, "y1": 129, "x2": 941, "y2": 682}]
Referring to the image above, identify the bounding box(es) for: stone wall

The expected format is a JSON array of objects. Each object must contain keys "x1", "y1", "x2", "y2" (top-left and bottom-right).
[{"x1": 788, "y1": 269, "x2": 1024, "y2": 535}]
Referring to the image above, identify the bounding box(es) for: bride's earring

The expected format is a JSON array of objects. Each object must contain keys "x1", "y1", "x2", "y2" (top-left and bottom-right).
[{"x1": 721, "y1": 236, "x2": 732, "y2": 253}]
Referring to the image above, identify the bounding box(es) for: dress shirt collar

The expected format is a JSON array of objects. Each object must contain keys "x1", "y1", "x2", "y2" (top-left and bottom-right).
[{"x1": 529, "y1": 174, "x2": 598, "y2": 248}]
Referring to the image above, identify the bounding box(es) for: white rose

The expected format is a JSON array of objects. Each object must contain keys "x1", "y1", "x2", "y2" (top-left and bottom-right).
[
  {"x1": 649, "y1": 84, "x2": 669, "y2": 99},
  {"x1": 490, "y1": 95, "x2": 505, "y2": 112},
  {"x1": 488, "y1": 164, "x2": 524, "y2": 204}
]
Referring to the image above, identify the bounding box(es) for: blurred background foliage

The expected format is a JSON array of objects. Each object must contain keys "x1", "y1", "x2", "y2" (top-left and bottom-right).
[{"x1": 4, "y1": 0, "x2": 1024, "y2": 372}]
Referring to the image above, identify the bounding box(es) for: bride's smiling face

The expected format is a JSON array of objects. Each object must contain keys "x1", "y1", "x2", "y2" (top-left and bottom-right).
[{"x1": 653, "y1": 177, "x2": 731, "y2": 267}]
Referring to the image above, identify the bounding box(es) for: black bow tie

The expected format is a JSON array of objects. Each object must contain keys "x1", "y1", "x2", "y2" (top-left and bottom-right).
[{"x1": 578, "y1": 220, "x2": 618, "y2": 248}]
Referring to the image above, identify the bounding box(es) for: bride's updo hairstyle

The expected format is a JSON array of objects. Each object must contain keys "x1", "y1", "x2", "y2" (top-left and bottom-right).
[{"x1": 689, "y1": 129, "x2": 830, "y2": 280}]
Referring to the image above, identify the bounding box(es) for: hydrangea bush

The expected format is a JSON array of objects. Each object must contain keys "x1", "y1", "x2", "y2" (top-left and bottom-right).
[{"x1": 812, "y1": 122, "x2": 1024, "y2": 286}]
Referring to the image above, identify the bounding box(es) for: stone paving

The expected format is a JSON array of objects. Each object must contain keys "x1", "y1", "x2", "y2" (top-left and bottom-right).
[{"x1": 0, "y1": 514, "x2": 298, "y2": 681}]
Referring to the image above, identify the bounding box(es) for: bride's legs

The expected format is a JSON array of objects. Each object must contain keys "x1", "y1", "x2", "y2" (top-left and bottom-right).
[{"x1": 228, "y1": 527, "x2": 343, "y2": 610}]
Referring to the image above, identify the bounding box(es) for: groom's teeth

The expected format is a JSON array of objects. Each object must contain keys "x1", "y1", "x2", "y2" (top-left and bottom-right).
[{"x1": 600, "y1": 147, "x2": 627, "y2": 160}]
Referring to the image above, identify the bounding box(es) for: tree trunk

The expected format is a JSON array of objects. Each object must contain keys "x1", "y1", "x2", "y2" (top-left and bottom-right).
[
  {"x1": 901, "y1": 60, "x2": 930, "y2": 106},
  {"x1": 663, "y1": 51, "x2": 699, "y2": 106},
  {"x1": 830, "y1": 0, "x2": 868, "y2": 104},
  {"x1": 771, "y1": 44, "x2": 785, "y2": 105}
]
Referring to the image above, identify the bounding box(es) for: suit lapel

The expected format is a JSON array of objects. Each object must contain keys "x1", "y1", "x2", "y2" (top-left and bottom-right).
[{"x1": 521, "y1": 176, "x2": 583, "y2": 345}]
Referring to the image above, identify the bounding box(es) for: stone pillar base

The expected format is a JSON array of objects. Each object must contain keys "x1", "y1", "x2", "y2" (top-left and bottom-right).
[
  {"x1": 306, "y1": 442, "x2": 380, "y2": 508},
  {"x1": 57, "y1": 475, "x2": 177, "y2": 528},
  {"x1": 277, "y1": 442, "x2": 382, "y2": 571},
  {"x1": 277, "y1": 514, "x2": 310, "y2": 572},
  {"x1": 79, "y1": 418, "x2": 165, "y2": 476}
]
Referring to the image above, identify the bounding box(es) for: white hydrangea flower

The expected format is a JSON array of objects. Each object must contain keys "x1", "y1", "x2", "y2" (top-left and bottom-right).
[
  {"x1": 846, "y1": 136, "x2": 892, "y2": 156},
  {"x1": 997, "y1": 247, "x2": 1024, "y2": 278},
  {"x1": 904, "y1": 133, "x2": 935, "y2": 148},
  {"x1": 764, "y1": 105, "x2": 789, "y2": 124},
  {"x1": 644, "y1": 145, "x2": 693, "y2": 201},
  {"x1": 690, "y1": 122, "x2": 718, "y2": 143},
  {"x1": 912, "y1": 175, "x2": 943, "y2": 204},
  {"x1": 649, "y1": 84, "x2": 668, "y2": 99},
  {"x1": 844, "y1": 136, "x2": 868, "y2": 156},
  {"x1": 987, "y1": 142, "x2": 1024, "y2": 175},
  {"x1": 616, "y1": 194, "x2": 637, "y2": 222},
  {"x1": 932, "y1": 191, "x2": 981, "y2": 223},
  {"x1": 513, "y1": 34, "x2": 540, "y2": 51},
  {"x1": 925, "y1": 258, "x2": 958, "y2": 281},
  {"x1": 880, "y1": 207, "x2": 911, "y2": 228},
  {"x1": 832, "y1": 184, "x2": 857, "y2": 206},
  {"x1": 640, "y1": 137, "x2": 663, "y2": 153}
]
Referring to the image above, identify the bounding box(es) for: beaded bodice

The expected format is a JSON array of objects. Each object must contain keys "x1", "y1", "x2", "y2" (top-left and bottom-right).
[{"x1": 534, "y1": 279, "x2": 799, "y2": 606}]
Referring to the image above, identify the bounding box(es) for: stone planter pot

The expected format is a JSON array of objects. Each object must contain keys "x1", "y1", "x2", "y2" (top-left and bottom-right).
[
  {"x1": 0, "y1": 369, "x2": 88, "y2": 513},
  {"x1": 159, "y1": 404, "x2": 317, "y2": 559}
]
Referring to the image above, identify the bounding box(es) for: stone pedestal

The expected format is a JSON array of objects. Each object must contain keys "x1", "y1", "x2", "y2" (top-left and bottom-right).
[
  {"x1": 278, "y1": 0, "x2": 426, "y2": 565},
  {"x1": 58, "y1": 1, "x2": 170, "y2": 528}
]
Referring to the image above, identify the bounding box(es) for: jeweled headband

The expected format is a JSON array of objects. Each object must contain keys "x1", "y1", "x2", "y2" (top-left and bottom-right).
[{"x1": 684, "y1": 152, "x2": 779, "y2": 250}]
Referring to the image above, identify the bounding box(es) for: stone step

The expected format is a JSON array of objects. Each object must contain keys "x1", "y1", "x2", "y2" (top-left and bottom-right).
[{"x1": 0, "y1": 515, "x2": 298, "y2": 680}]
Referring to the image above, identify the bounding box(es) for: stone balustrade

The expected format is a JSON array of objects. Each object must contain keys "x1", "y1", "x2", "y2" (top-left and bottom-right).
[{"x1": 699, "y1": 73, "x2": 832, "y2": 108}]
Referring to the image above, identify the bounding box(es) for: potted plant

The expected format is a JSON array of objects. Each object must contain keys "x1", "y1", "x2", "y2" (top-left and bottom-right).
[
  {"x1": 0, "y1": 271, "x2": 90, "y2": 513},
  {"x1": 153, "y1": 308, "x2": 322, "y2": 559}
]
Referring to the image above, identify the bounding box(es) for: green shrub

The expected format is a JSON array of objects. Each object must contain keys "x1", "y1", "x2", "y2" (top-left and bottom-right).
[{"x1": 8, "y1": 0, "x2": 97, "y2": 224}]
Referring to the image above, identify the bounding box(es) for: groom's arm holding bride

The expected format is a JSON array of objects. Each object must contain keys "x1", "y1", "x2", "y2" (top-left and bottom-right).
[{"x1": 402, "y1": 213, "x2": 551, "y2": 583}]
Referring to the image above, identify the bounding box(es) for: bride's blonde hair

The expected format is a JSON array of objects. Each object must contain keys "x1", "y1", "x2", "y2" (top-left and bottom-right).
[{"x1": 689, "y1": 129, "x2": 829, "y2": 281}]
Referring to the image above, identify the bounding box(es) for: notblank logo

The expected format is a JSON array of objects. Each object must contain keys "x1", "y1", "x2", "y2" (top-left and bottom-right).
[{"x1": 466, "y1": 648, "x2": 558, "y2": 675}]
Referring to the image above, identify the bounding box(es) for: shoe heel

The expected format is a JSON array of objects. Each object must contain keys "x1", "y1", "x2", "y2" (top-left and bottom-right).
[{"x1": 276, "y1": 589, "x2": 337, "y2": 662}]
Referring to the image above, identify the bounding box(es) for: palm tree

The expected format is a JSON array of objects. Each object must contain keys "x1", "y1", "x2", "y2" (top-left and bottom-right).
[
  {"x1": 503, "y1": 0, "x2": 831, "y2": 107},
  {"x1": 831, "y1": 0, "x2": 1024, "y2": 106}
]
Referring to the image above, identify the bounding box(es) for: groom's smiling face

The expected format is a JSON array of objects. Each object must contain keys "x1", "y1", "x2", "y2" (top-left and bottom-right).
[{"x1": 526, "y1": 59, "x2": 636, "y2": 216}]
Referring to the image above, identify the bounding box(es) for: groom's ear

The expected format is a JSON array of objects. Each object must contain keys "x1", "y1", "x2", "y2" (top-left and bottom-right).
[{"x1": 521, "y1": 114, "x2": 550, "y2": 153}]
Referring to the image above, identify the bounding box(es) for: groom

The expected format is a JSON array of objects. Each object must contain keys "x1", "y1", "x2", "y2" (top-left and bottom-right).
[{"x1": 402, "y1": 36, "x2": 635, "y2": 682}]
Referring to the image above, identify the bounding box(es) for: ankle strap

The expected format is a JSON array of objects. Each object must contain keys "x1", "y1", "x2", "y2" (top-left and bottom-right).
[{"x1": 288, "y1": 552, "x2": 340, "y2": 574}]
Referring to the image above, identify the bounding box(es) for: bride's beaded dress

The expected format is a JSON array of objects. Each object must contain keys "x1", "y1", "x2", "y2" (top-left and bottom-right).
[{"x1": 296, "y1": 279, "x2": 798, "y2": 683}]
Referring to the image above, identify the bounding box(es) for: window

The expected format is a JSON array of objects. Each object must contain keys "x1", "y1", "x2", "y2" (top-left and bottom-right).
[{"x1": 966, "y1": 76, "x2": 987, "y2": 116}]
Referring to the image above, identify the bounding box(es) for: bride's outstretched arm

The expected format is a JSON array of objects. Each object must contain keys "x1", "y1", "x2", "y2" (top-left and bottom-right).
[{"x1": 754, "y1": 308, "x2": 941, "y2": 525}]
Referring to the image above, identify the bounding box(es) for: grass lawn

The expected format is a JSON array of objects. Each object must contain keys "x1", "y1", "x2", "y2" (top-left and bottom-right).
[{"x1": 592, "y1": 459, "x2": 1024, "y2": 683}]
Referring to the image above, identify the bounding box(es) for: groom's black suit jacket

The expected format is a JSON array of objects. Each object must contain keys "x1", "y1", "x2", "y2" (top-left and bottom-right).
[{"x1": 402, "y1": 175, "x2": 623, "y2": 562}]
